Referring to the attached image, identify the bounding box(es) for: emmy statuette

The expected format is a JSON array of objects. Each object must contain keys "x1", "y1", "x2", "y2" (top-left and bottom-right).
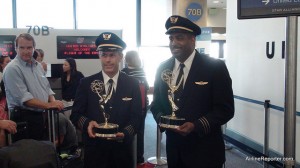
[
  {"x1": 90, "y1": 80, "x2": 119, "y2": 138},
  {"x1": 159, "y1": 70, "x2": 185, "y2": 129}
]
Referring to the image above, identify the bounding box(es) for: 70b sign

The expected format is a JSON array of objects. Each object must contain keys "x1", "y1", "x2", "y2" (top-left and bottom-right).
[
  {"x1": 26, "y1": 25, "x2": 52, "y2": 36},
  {"x1": 187, "y1": 9, "x2": 202, "y2": 16},
  {"x1": 185, "y1": 2, "x2": 203, "y2": 22}
]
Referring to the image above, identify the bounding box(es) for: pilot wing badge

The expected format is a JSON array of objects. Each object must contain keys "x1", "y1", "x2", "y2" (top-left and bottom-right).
[
  {"x1": 122, "y1": 97, "x2": 132, "y2": 101},
  {"x1": 195, "y1": 81, "x2": 208, "y2": 85}
]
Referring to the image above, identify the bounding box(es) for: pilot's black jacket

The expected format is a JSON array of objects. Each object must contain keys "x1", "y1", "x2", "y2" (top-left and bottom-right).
[
  {"x1": 70, "y1": 71, "x2": 142, "y2": 168},
  {"x1": 151, "y1": 50, "x2": 234, "y2": 167}
]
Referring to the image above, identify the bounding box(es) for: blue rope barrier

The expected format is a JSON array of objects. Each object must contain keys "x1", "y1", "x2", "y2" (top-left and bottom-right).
[{"x1": 234, "y1": 95, "x2": 300, "y2": 116}]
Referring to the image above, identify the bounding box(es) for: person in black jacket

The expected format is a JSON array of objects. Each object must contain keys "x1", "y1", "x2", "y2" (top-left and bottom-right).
[
  {"x1": 122, "y1": 50, "x2": 149, "y2": 165},
  {"x1": 70, "y1": 32, "x2": 142, "y2": 168},
  {"x1": 61, "y1": 58, "x2": 84, "y2": 101},
  {"x1": 151, "y1": 15, "x2": 234, "y2": 168}
]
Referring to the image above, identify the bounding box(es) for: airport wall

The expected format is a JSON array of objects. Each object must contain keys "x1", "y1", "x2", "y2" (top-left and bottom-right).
[
  {"x1": 226, "y1": 0, "x2": 299, "y2": 164},
  {"x1": 0, "y1": 28, "x2": 122, "y2": 77}
]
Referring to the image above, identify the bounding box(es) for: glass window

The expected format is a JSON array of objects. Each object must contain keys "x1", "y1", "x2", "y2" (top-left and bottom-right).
[
  {"x1": 0, "y1": 0, "x2": 13, "y2": 28},
  {"x1": 139, "y1": 46, "x2": 171, "y2": 87},
  {"x1": 76, "y1": 0, "x2": 136, "y2": 48},
  {"x1": 223, "y1": 43, "x2": 227, "y2": 59},
  {"x1": 16, "y1": 0, "x2": 73, "y2": 29},
  {"x1": 140, "y1": 0, "x2": 172, "y2": 87},
  {"x1": 210, "y1": 42, "x2": 219, "y2": 58},
  {"x1": 141, "y1": 0, "x2": 172, "y2": 46}
]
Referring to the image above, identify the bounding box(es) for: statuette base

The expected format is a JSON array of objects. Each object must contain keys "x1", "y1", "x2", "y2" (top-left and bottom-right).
[
  {"x1": 159, "y1": 115, "x2": 185, "y2": 129},
  {"x1": 94, "y1": 123, "x2": 119, "y2": 138}
]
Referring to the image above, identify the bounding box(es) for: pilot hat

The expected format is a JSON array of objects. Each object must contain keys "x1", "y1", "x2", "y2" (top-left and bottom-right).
[
  {"x1": 165, "y1": 15, "x2": 201, "y2": 36},
  {"x1": 95, "y1": 32, "x2": 126, "y2": 51}
]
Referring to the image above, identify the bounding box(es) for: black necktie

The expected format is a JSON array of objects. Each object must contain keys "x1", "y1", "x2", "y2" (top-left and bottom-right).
[
  {"x1": 176, "y1": 63, "x2": 185, "y2": 86},
  {"x1": 107, "y1": 79, "x2": 114, "y2": 96},
  {"x1": 174, "y1": 63, "x2": 185, "y2": 102},
  {"x1": 107, "y1": 79, "x2": 114, "y2": 105}
]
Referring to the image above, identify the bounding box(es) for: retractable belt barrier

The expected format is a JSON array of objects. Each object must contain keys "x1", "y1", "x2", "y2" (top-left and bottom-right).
[
  {"x1": 264, "y1": 100, "x2": 270, "y2": 168},
  {"x1": 47, "y1": 108, "x2": 60, "y2": 150},
  {"x1": 8, "y1": 107, "x2": 60, "y2": 148},
  {"x1": 147, "y1": 126, "x2": 167, "y2": 166}
]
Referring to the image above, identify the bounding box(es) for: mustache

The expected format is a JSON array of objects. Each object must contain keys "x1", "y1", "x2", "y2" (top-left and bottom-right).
[{"x1": 171, "y1": 45, "x2": 181, "y2": 49}]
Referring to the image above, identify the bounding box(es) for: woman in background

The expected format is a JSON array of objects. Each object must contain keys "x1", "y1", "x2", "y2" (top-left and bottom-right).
[
  {"x1": 35, "y1": 48, "x2": 47, "y2": 72},
  {"x1": 0, "y1": 55, "x2": 11, "y2": 120},
  {"x1": 61, "y1": 58, "x2": 84, "y2": 102},
  {"x1": 0, "y1": 55, "x2": 11, "y2": 147}
]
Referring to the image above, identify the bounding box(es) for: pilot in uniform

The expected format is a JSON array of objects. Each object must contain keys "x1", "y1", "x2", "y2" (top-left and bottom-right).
[
  {"x1": 70, "y1": 32, "x2": 142, "y2": 168},
  {"x1": 151, "y1": 15, "x2": 234, "y2": 168}
]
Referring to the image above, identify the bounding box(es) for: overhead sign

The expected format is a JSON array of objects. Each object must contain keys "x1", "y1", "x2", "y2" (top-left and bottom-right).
[
  {"x1": 185, "y1": 2, "x2": 203, "y2": 22},
  {"x1": 238, "y1": 0, "x2": 300, "y2": 19},
  {"x1": 0, "y1": 35, "x2": 16, "y2": 58},
  {"x1": 57, "y1": 36, "x2": 98, "y2": 59}
]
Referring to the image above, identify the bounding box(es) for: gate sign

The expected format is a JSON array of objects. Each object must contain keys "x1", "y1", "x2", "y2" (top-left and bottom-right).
[
  {"x1": 185, "y1": 2, "x2": 203, "y2": 22},
  {"x1": 238, "y1": 0, "x2": 300, "y2": 19}
]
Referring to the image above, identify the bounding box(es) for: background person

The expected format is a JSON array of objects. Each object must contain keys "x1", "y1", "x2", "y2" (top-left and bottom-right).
[
  {"x1": 61, "y1": 58, "x2": 84, "y2": 102},
  {"x1": 55, "y1": 113, "x2": 78, "y2": 154},
  {"x1": 150, "y1": 15, "x2": 234, "y2": 168},
  {"x1": 0, "y1": 119, "x2": 17, "y2": 147},
  {"x1": 3, "y1": 33, "x2": 64, "y2": 141},
  {"x1": 122, "y1": 50, "x2": 149, "y2": 165},
  {"x1": 0, "y1": 55, "x2": 11, "y2": 147},
  {"x1": 0, "y1": 55, "x2": 11, "y2": 120},
  {"x1": 70, "y1": 32, "x2": 142, "y2": 168},
  {"x1": 34, "y1": 48, "x2": 47, "y2": 72}
]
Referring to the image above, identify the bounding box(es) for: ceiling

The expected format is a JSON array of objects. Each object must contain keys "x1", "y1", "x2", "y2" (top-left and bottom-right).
[{"x1": 207, "y1": 0, "x2": 226, "y2": 8}]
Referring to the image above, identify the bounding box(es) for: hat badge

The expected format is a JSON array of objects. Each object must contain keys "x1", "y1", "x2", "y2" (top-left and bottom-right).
[
  {"x1": 170, "y1": 17, "x2": 178, "y2": 24},
  {"x1": 103, "y1": 34, "x2": 112, "y2": 40}
]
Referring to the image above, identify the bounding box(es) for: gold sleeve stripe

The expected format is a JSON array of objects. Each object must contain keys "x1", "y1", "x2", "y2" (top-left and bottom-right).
[
  {"x1": 202, "y1": 117, "x2": 210, "y2": 133},
  {"x1": 125, "y1": 125, "x2": 134, "y2": 135},
  {"x1": 199, "y1": 118, "x2": 207, "y2": 134},
  {"x1": 79, "y1": 117, "x2": 87, "y2": 129},
  {"x1": 199, "y1": 117, "x2": 209, "y2": 134}
]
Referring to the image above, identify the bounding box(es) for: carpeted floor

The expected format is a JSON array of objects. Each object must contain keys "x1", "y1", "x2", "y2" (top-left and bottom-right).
[{"x1": 143, "y1": 111, "x2": 263, "y2": 168}]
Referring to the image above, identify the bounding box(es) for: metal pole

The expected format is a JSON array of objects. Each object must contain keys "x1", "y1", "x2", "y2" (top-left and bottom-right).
[
  {"x1": 12, "y1": 0, "x2": 17, "y2": 28},
  {"x1": 264, "y1": 100, "x2": 270, "y2": 168},
  {"x1": 133, "y1": 135, "x2": 137, "y2": 168},
  {"x1": 136, "y1": 0, "x2": 141, "y2": 48},
  {"x1": 222, "y1": 124, "x2": 232, "y2": 150},
  {"x1": 51, "y1": 110, "x2": 56, "y2": 145},
  {"x1": 47, "y1": 110, "x2": 52, "y2": 142},
  {"x1": 147, "y1": 126, "x2": 167, "y2": 165},
  {"x1": 284, "y1": 16, "x2": 297, "y2": 168}
]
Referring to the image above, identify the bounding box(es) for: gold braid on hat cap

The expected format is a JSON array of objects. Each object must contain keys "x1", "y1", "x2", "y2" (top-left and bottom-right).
[
  {"x1": 97, "y1": 44, "x2": 123, "y2": 51},
  {"x1": 168, "y1": 26, "x2": 193, "y2": 33}
]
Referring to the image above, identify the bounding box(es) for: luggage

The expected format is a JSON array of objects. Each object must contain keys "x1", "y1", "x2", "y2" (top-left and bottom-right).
[
  {"x1": 49, "y1": 109, "x2": 84, "y2": 168},
  {"x1": 7, "y1": 108, "x2": 84, "y2": 168},
  {"x1": 0, "y1": 139, "x2": 59, "y2": 168},
  {"x1": 60, "y1": 151, "x2": 84, "y2": 168}
]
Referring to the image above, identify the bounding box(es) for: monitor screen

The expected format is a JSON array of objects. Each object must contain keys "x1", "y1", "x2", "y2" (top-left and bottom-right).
[
  {"x1": 57, "y1": 36, "x2": 98, "y2": 59},
  {"x1": 46, "y1": 64, "x2": 63, "y2": 78},
  {"x1": 238, "y1": 0, "x2": 300, "y2": 19},
  {"x1": 0, "y1": 35, "x2": 17, "y2": 58}
]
